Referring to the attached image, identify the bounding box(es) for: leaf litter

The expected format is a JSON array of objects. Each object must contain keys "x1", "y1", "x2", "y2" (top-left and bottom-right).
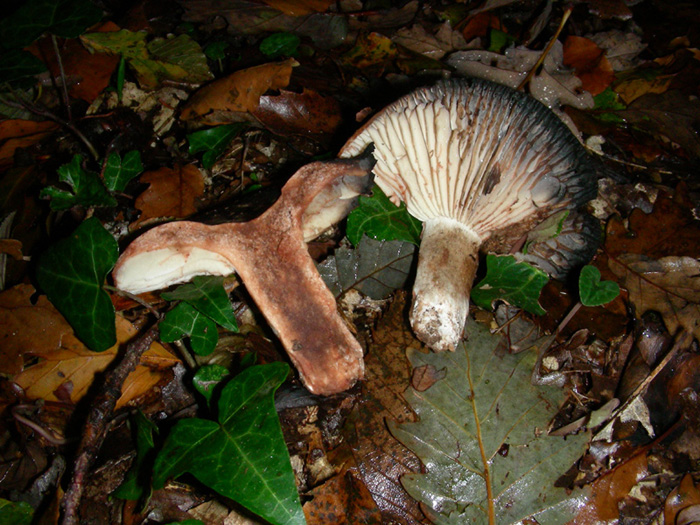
[{"x1": 1, "y1": 0, "x2": 700, "y2": 523}]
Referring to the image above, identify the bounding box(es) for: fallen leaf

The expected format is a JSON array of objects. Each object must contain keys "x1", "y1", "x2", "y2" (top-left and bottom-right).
[
  {"x1": 581, "y1": 0, "x2": 633, "y2": 20},
  {"x1": 563, "y1": 35, "x2": 615, "y2": 96},
  {"x1": 0, "y1": 238, "x2": 23, "y2": 260},
  {"x1": 31, "y1": 21, "x2": 121, "y2": 103},
  {"x1": 605, "y1": 185, "x2": 700, "y2": 260},
  {"x1": 304, "y1": 469, "x2": 383, "y2": 525},
  {"x1": 0, "y1": 120, "x2": 59, "y2": 166},
  {"x1": 132, "y1": 164, "x2": 205, "y2": 229},
  {"x1": 391, "y1": 318, "x2": 590, "y2": 524},
  {"x1": 255, "y1": 88, "x2": 343, "y2": 138},
  {"x1": 608, "y1": 254, "x2": 700, "y2": 340},
  {"x1": 664, "y1": 473, "x2": 700, "y2": 524},
  {"x1": 180, "y1": 59, "x2": 297, "y2": 125},
  {"x1": 2, "y1": 284, "x2": 178, "y2": 406},
  {"x1": 260, "y1": 0, "x2": 333, "y2": 16},
  {"x1": 392, "y1": 24, "x2": 450, "y2": 60},
  {"x1": 342, "y1": 32, "x2": 398, "y2": 74},
  {"x1": 573, "y1": 453, "x2": 649, "y2": 523},
  {"x1": 621, "y1": 90, "x2": 700, "y2": 159},
  {"x1": 343, "y1": 294, "x2": 428, "y2": 524}
]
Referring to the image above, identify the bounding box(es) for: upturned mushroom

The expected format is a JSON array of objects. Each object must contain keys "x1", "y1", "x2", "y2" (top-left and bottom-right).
[
  {"x1": 113, "y1": 151, "x2": 375, "y2": 395},
  {"x1": 340, "y1": 78, "x2": 597, "y2": 351}
]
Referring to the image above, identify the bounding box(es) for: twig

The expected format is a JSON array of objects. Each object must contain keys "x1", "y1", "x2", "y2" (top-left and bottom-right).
[
  {"x1": 516, "y1": 5, "x2": 573, "y2": 91},
  {"x1": 60, "y1": 323, "x2": 160, "y2": 525},
  {"x1": 51, "y1": 35, "x2": 72, "y2": 122}
]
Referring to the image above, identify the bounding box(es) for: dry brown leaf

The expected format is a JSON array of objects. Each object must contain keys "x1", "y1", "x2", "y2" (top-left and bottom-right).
[
  {"x1": 14, "y1": 313, "x2": 178, "y2": 409},
  {"x1": 605, "y1": 186, "x2": 700, "y2": 260},
  {"x1": 180, "y1": 59, "x2": 297, "y2": 124},
  {"x1": 573, "y1": 452, "x2": 648, "y2": 523},
  {"x1": 304, "y1": 470, "x2": 383, "y2": 525},
  {"x1": 255, "y1": 88, "x2": 342, "y2": 137},
  {"x1": 563, "y1": 35, "x2": 615, "y2": 96},
  {"x1": 343, "y1": 293, "x2": 428, "y2": 524},
  {"x1": 0, "y1": 284, "x2": 75, "y2": 375},
  {"x1": 0, "y1": 120, "x2": 59, "y2": 166},
  {"x1": 260, "y1": 0, "x2": 333, "y2": 16},
  {"x1": 608, "y1": 254, "x2": 700, "y2": 340},
  {"x1": 131, "y1": 164, "x2": 205, "y2": 229}
]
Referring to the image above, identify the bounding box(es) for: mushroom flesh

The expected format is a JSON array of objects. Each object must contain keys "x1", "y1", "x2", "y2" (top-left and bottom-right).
[
  {"x1": 340, "y1": 78, "x2": 597, "y2": 351},
  {"x1": 114, "y1": 151, "x2": 375, "y2": 395}
]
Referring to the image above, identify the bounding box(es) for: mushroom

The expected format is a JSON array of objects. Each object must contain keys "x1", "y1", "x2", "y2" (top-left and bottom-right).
[
  {"x1": 340, "y1": 78, "x2": 597, "y2": 351},
  {"x1": 113, "y1": 151, "x2": 375, "y2": 395}
]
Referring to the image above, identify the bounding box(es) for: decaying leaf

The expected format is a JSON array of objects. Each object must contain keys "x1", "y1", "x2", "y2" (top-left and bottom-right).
[
  {"x1": 5, "y1": 286, "x2": 178, "y2": 407},
  {"x1": 131, "y1": 164, "x2": 205, "y2": 229},
  {"x1": 318, "y1": 236, "x2": 415, "y2": 300},
  {"x1": 180, "y1": 59, "x2": 297, "y2": 125},
  {"x1": 390, "y1": 318, "x2": 590, "y2": 524},
  {"x1": 563, "y1": 35, "x2": 614, "y2": 96},
  {"x1": 0, "y1": 120, "x2": 59, "y2": 166},
  {"x1": 608, "y1": 254, "x2": 700, "y2": 340},
  {"x1": 664, "y1": 473, "x2": 700, "y2": 525},
  {"x1": 255, "y1": 89, "x2": 343, "y2": 138}
]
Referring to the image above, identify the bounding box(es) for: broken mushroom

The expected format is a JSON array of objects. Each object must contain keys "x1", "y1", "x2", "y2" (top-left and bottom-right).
[
  {"x1": 340, "y1": 78, "x2": 597, "y2": 352},
  {"x1": 113, "y1": 151, "x2": 375, "y2": 395}
]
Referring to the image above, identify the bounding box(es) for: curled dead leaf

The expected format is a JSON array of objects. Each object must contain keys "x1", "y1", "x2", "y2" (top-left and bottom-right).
[{"x1": 180, "y1": 58, "x2": 298, "y2": 125}]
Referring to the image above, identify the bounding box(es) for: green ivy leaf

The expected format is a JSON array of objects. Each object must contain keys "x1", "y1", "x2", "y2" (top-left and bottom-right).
[
  {"x1": 0, "y1": 498, "x2": 33, "y2": 525},
  {"x1": 204, "y1": 41, "x2": 229, "y2": 60},
  {"x1": 0, "y1": 49, "x2": 47, "y2": 87},
  {"x1": 390, "y1": 319, "x2": 590, "y2": 524},
  {"x1": 259, "y1": 33, "x2": 300, "y2": 57},
  {"x1": 103, "y1": 150, "x2": 143, "y2": 192},
  {"x1": 40, "y1": 155, "x2": 117, "y2": 210},
  {"x1": 162, "y1": 276, "x2": 238, "y2": 332},
  {"x1": 346, "y1": 185, "x2": 422, "y2": 247},
  {"x1": 187, "y1": 124, "x2": 246, "y2": 170},
  {"x1": 153, "y1": 363, "x2": 304, "y2": 525},
  {"x1": 160, "y1": 302, "x2": 218, "y2": 356},
  {"x1": 0, "y1": 0, "x2": 103, "y2": 50},
  {"x1": 579, "y1": 265, "x2": 620, "y2": 307},
  {"x1": 112, "y1": 410, "x2": 158, "y2": 501},
  {"x1": 36, "y1": 217, "x2": 117, "y2": 351},
  {"x1": 192, "y1": 364, "x2": 231, "y2": 405},
  {"x1": 471, "y1": 255, "x2": 548, "y2": 315}
]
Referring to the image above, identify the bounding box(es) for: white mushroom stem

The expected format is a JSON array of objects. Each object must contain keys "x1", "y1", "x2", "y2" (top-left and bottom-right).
[{"x1": 410, "y1": 217, "x2": 481, "y2": 352}]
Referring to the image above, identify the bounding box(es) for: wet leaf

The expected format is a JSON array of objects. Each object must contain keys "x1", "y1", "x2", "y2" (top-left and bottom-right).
[
  {"x1": 103, "y1": 150, "x2": 143, "y2": 192},
  {"x1": 260, "y1": 32, "x2": 300, "y2": 57},
  {"x1": 113, "y1": 410, "x2": 158, "y2": 501},
  {"x1": 40, "y1": 155, "x2": 117, "y2": 210},
  {"x1": 0, "y1": 120, "x2": 58, "y2": 166},
  {"x1": 35, "y1": 217, "x2": 117, "y2": 351},
  {"x1": 608, "y1": 254, "x2": 700, "y2": 340},
  {"x1": 304, "y1": 470, "x2": 383, "y2": 525},
  {"x1": 192, "y1": 364, "x2": 230, "y2": 404},
  {"x1": 563, "y1": 35, "x2": 615, "y2": 96},
  {"x1": 162, "y1": 276, "x2": 238, "y2": 333},
  {"x1": 664, "y1": 473, "x2": 700, "y2": 525},
  {"x1": 318, "y1": 236, "x2": 415, "y2": 300},
  {"x1": 160, "y1": 302, "x2": 218, "y2": 356},
  {"x1": 152, "y1": 362, "x2": 304, "y2": 525},
  {"x1": 0, "y1": 0, "x2": 102, "y2": 50},
  {"x1": 472, "y1": 255, "x2": 549, "y2": 315},
  {"x1": 131, "y1": 164, "x2": 205, "y2": 229},
  {"x1": 346, "y1": 185, "x2": 422, "y2": 247},
  {"x1": 342, "y1": 32, "x2": 398, "y2": 73},
  {"x1": 255, "y1": 89, "x2": 343, "y2": 138},
  {"x1": 579, "y1": 265, "x2": 620, "y2": 307},
  {"x1": 390, "y1": 318, "x2": 590, "y2": 524},
  {"x1": 187, "y1": 124, "x2": 246, "y2": 170}
]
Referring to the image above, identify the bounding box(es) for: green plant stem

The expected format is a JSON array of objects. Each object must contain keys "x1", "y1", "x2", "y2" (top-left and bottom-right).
[{"x1": 51, "y1": 34, "x2": 72, "y2": 122}]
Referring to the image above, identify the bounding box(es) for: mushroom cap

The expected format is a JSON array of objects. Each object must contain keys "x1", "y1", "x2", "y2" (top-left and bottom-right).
[{"x1": 340, "y1": 78, "x2": 596, "y2": 244}]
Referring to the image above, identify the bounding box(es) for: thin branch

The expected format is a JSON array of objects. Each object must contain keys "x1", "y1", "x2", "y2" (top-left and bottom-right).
[
  {"x1": 60, "y1": 323, "x2": 160, "y2": 525},
  {"x1": 51, "y1": 34, "x2": 72, "y2": 122}
]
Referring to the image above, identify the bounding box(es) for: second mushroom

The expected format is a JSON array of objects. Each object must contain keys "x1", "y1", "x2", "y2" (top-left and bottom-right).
[
  {"x1": 341, "y1": 78, "x2": 597, "y2": 352},
  {"x1": 113, "y1": 152, "x2": 375, "y2": 395}
]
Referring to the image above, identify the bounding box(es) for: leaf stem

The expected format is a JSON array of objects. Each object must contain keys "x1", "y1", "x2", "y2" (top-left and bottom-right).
[
  {"x1": 467, "y1": 348, "x2": 496, "y2": 524},
  {"x1": 51, "y1": 34, "x2": 72, "y2": 122}
]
